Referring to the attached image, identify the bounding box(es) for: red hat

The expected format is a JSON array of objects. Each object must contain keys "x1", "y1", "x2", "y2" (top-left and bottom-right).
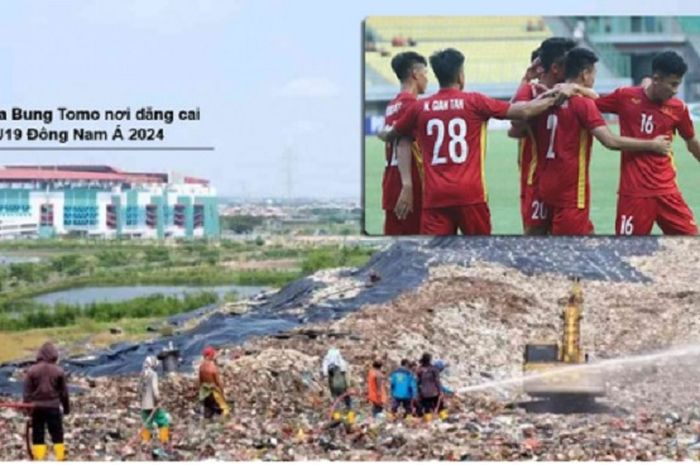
[{"x1": 202, "y1": 346, "x2": 216, "y2": 359}]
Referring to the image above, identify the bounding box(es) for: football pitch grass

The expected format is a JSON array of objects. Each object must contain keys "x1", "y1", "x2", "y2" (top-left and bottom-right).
[{"x1": 363, "y1": 124, "x2": 700, "y2": 235}]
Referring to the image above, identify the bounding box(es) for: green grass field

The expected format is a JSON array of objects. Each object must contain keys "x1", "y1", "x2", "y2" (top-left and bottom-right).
[{"x1": 364, "y1": 124, "x2": 700, "y2": 235}]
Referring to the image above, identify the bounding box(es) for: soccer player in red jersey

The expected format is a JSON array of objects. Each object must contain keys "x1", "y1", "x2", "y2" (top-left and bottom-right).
[
  {"x1": 533, "y1": 48, "x2": 672, "y2": 235},
  {"x1": 509, "y1": 38, "x2": 576, "y2": 235},
  {"x1": 381, "y1": 52, "x2": 428, "y2": 235},
  {"x1": 379, "y1": 48, "x2": 562, "y2": 235},
  {"x1": 595, "y1": 51, "x2": 700, "y2": 235}
]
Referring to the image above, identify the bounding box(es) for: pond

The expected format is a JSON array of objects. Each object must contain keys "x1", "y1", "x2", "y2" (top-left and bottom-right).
[
  {"x1": 33, "y1": 285, "x2": 268, "y2": 306},
  {"x1": 0, "y1": 254, "x2": 42, "y2": 265}
]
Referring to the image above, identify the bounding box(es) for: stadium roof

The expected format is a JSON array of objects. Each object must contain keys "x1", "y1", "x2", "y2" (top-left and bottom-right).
[{"x1": 0, "y1": 166, "x2": 209, "y2": 185}]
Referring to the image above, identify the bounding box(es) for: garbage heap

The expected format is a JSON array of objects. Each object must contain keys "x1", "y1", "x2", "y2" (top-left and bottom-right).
[{"x1": 1, "y1": 238, "x2": 699, "y2": 460}]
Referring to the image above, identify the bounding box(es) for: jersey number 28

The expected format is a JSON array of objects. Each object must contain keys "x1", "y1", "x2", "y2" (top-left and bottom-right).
[{"x1": 427, "y1": 118, "x2": 468, "y2": 165}]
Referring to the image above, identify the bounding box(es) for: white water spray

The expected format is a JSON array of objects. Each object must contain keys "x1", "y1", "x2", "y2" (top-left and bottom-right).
[{"x1": 457, "y1": 344, "x2": 700, "y2": 395}]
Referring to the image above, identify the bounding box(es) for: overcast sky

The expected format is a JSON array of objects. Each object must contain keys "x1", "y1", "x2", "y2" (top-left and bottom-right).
[{"x1": 0, "y1": 0, "x2": 694, "y2": 198}]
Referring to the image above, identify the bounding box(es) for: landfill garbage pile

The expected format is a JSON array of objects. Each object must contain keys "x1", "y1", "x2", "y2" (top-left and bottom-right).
[
  {"x1": 1, "y1": 237, "x2": 699, "y2": 460},
  {"x1": 0, "y1": 236, "x2": 659, "y2": 394}
]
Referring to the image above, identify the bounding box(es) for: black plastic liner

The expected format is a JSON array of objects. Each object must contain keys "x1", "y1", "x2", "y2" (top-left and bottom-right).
[{"x1": 0, "y1": 237, "x2": 660, "y2": 395}]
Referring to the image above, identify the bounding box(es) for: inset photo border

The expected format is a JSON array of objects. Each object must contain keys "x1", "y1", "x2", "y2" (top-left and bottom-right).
[{"x1": 363, "y1": 16, "x2": 700, "y2": 236}]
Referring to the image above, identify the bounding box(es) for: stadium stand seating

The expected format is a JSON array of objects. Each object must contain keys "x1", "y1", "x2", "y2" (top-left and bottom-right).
[
  {"x1": 366, "y1": 16, "x2": 550, "y2": 41},
  {"x1": 365, "y1": 17, "x2": 551, "y2": 85}
]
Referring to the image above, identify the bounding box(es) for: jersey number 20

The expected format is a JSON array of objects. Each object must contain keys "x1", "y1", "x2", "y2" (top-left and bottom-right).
[{"x1": 427, "y1": 118, "x2": 467, "y2": 165}]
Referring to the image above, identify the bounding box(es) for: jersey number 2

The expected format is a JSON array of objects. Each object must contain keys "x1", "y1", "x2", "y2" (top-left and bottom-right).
[{"x1": 427, "y1": 118, "x2": 468, "y2": 165}]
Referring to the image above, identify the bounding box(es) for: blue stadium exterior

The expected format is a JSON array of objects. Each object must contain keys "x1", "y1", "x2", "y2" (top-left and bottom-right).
[{"x1": 0, "y1": 165, "x2": 220, "y2": 240}]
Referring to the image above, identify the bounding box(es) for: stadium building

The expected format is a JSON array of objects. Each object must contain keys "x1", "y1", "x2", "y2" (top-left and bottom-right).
[
  {"x1": 364, "y1": 16, "x2": 700, "y2": 133},
  {"x1": 0, "y1": 165, "x2": 219, "y2": 239}
]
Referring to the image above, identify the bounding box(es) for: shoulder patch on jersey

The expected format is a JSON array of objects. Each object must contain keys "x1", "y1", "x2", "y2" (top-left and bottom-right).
[{"x1": 630, "y1": 97, "x2": 641, "y2": 104}]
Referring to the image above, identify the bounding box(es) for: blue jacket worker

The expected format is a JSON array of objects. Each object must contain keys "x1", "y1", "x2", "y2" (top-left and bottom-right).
[{"x1": 389, "y1": 359, "x2": 418, "y2": 416}]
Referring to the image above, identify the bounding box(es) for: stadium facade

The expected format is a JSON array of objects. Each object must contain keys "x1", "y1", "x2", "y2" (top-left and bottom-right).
[{"x1": 0, "y1": 165, "x2": 219, "y2": 239}]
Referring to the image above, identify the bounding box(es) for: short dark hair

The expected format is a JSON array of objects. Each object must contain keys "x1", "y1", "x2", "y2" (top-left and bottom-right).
[
  {"x1": 429, "y1": 48, "x2": 464, "y2": 88},
  {"x1": 420, "y1": 352, "x2": 432, "y2": 366},
  {"x1": 564, "y1": 47, "x2": 598, "y2": 80},
  {"x1": 539, "y1": 37, "x2": 576, "y2": 71},
  {"x1": 652, "y1": 51, "x2": 688, "y2": 77},
  {"x1": 400, "y1": 358, "x2": 410, "y2": 367},
  {"x1": 531, "y1": 48, "x2": 540, "y2": 63},
  {"x1": 391, "y1": 51, "x2": 427, "y2": 82},
  {"x1": 372, "y1": 360, "x2": 382, "y2": 369}
]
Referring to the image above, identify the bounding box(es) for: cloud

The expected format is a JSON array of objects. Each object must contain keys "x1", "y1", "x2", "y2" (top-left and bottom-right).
[{"x1": 275, "y1": 77, "x2": 340, "y2": 98}]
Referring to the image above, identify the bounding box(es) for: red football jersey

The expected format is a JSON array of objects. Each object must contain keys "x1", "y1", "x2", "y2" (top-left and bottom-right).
[
  {"x1": 534, "y1": 95, "x2": 606, "y2": 208},
  {"x1": 595, "y1": 86, "x2": 695, "y2": 197},
  {"x1": 513, "y1": 83, "x2": 542, "y2": 198},
  {"x1": 392, "y1": 88, "x2": 510, "y2": 208},
  {"x1": 382, "y1": 92, "x2": 424, "y2": 212}
]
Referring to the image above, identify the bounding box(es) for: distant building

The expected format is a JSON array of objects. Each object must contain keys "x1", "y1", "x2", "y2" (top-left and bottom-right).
[{"x1": 0, "y1": 165, "x2": 219, "y2": 239}]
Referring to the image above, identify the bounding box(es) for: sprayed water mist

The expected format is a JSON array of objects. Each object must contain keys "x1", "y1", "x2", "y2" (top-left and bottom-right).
[{"x1": 457, "y1": 344, "x2": 700, "y2": 395}]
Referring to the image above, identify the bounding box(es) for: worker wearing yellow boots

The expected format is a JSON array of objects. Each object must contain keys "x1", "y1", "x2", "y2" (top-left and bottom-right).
[
  {"x1": 198, "y1": 346, "x2": 231, "y2": 419},
  {"x1": 416, "y1": 353, "x2": 442, "y2": 422},
  {"x1": 139, "y1": 356, "x2": 171, "y2": 447},
  {"x1": 322, "y1": 348, "x2": 356, "y2": 425},
  {"x1": 23, "y1": 342, "x2": 70, "y2": 461}
]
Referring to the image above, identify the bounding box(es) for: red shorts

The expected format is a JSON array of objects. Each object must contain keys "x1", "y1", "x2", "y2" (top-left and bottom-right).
[
  {"x1": 616, "y1": 193, "x2": 698, "y2": 236},
  {"x1": 384, "y1": 209, "x2": 421, "y2": 235},
  {"x1": 521, "y1": 185, "x2": 549, "y2": 232},
  {"x1": 548, "y1": 204, "x2": 594, "y2": 236},
  {"x1": 420, "y1": 204, "x2": 491, "y2": 235}
]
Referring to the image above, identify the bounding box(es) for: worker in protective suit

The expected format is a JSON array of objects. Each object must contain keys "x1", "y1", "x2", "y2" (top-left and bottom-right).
[
  {"x1": 139, "y1": 356, "x2": 171, "y2": 445},
  {"x1": 23, "y1": 342, "x2": 70, "y2": 461},
  {"x1": 198, "y1": 346, "x2": 230, "y2": 419},
  {"x1": 321, "y1": 347, "x2": 355, "y2": 424}
]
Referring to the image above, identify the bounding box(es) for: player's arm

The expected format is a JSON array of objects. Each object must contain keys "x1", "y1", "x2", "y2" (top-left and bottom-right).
[
  {"x1": 577, "y1": 97, "x2": 669, "y2": 154},
  {"x1": 553, "y1": 83, "x2": 599, "y2": 100},
  {"x1": 591, "y1": 125, "x2": 671, "y2": 155},
  {"x1": 377, "y1": 101, "x2": 420, "y2": 142},
  {"x1": 678, "y1": 104, "x2": 700, "y2": 163},
  {"x1": 505, "y1": 92, "x2": 558, "y2": 120},
  {"x1": 685, "y1": 137, "x2": 700, "y2": 163},
  {"x1": 508, "y1": 68, "x2": 543, "y2": 138},
  {"x1": 594, "y1": 88, "x2": 621, "y2": 114},
  {"x1": 377, "y1": 125, "x2": 397, "y2": 142},
  {"x1": 394, "y1": 137, "x2": 414, "y2": 220},
  {"x1": 507, "y1": 124, "x2": 527, "y2": 138}
]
